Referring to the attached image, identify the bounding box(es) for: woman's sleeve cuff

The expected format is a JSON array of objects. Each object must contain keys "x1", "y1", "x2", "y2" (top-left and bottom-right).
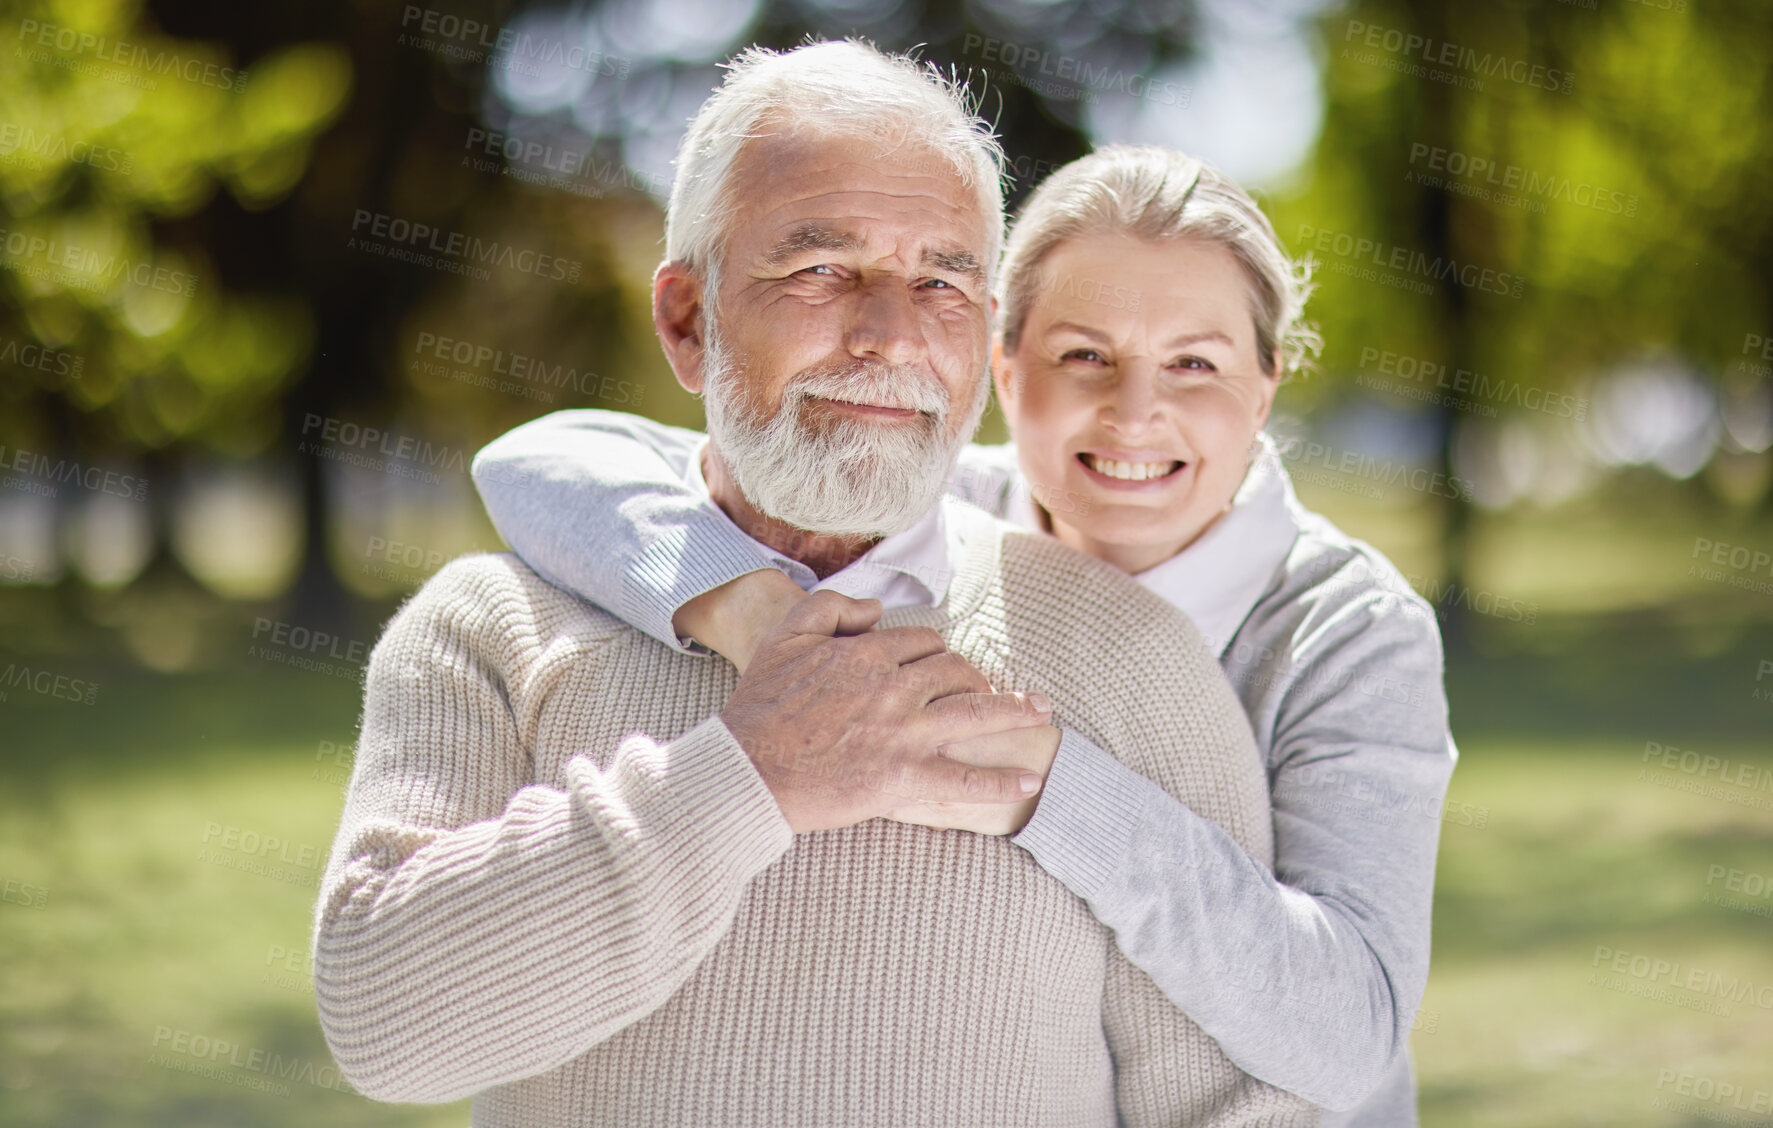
[
  {"x1": 621, "y1": 525, "x2": 782, "y2": 653},
  {"x1": 1011, "y1": 729, "x2": 1151, "y2": 900}
]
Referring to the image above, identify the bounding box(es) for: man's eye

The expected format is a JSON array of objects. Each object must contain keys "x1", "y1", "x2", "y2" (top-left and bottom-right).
[
  {"x1": 920, "y1": 278, "x2": 953, "y2": 290},
  {"x1": 799, "y1": 264, "x2": 837, "y2": 276}
]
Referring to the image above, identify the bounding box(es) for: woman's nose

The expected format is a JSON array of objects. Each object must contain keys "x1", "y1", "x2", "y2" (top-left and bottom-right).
[{"x1": 1099, "y1": 366, "x2": 1162, "y2": 435}]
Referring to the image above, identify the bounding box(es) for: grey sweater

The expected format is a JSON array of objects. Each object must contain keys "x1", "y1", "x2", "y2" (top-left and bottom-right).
[
  {"x1": 313, "y1": 503, "x2": 1317, "y2": 1125},
  {"x1": 471, "y1": 410, "x2": 1459, "y2": 1120}
]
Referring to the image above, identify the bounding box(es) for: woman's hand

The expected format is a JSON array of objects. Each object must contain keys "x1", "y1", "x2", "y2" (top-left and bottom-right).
[
  {"x1": 886, "y1": 724, "x2": 1063, "y2": 835},
  {"x1": 673, "y1": 568, "x2": 810, "y2": 673}
]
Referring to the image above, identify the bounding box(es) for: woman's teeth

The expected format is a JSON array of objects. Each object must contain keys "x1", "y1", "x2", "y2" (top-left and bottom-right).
[{"x1": 1081, "y1": 453, "x2": 1182, "y2": 481}]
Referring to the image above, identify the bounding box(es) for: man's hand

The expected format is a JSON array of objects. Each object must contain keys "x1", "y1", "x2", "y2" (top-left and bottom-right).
[
  {"x1": 885, "y1": 725, "x2": 1063, "y2": 836},
  {"x1": 720, "y1": 590, "x2": 1052, "y2": 833}
]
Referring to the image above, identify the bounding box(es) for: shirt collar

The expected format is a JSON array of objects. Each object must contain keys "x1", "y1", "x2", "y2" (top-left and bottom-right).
[
  {"x1": 1004, "y1": 432, "x2": 1302, "y2": 656},
  {"x1": 1132, "y1": 432, "x2": 1301, "y2": 654},
  {"x1": 688, "y1": 437, "x2": 955, "y2": 608}
]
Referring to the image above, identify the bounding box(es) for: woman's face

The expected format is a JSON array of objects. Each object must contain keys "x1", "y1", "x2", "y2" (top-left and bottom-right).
[{"x1": 994, "y1": 233, "x2": 1281, "y2": 574}]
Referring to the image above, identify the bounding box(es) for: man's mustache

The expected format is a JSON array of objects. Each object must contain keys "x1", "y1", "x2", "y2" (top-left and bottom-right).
[{"x1": 787, "y1": 360, "x2": 951, "y2": 418}]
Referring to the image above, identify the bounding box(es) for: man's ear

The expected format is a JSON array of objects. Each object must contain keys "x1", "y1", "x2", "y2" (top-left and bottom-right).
[{"x1": 654, "y1": 261, "x2": 707, "y2": 394}]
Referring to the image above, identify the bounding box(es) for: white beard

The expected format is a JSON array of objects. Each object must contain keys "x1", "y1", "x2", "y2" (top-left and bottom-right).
[{"x1": 700, "y1": 321, "x2": 986, "y2": 539}]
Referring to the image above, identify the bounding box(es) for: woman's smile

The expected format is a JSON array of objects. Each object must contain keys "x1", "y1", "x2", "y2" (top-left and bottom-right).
[{"x1": 1076, "y1": 450, "x2": 1189, "y2": 487}]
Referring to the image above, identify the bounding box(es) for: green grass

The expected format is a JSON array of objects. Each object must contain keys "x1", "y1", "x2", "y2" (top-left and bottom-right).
[
  {"x1": 0, "y1": 668, "x2": 466, "y2": 1127},
  {"x1": 2, "y1": 664, "x2": 1769, "y2": 1126},
  {"x1": 1416, "y1": 739, "x2": 1773, "y2": 1127}
]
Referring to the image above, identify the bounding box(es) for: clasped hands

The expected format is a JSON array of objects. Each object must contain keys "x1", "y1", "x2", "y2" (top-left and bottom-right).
[{"x1": 687, "y1": 576, "x2": 1062, "y2": 837}]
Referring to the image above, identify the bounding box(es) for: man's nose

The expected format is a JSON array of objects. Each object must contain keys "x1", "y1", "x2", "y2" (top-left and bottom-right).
[{"x1": 844, "y1": 281, "x2": 924, "y2": 366}]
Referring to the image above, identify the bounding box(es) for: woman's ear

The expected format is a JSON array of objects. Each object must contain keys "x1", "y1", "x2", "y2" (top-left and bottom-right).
[
  {"x1": 991, "y1": 336, "x2": 1019, "y2": 421},
  {"x1": 654, "y1": 261, "x2": 707, "y2": 394},
  {"x1": 1252, "y1": 348, "x2": 1283, "y2": 430}
]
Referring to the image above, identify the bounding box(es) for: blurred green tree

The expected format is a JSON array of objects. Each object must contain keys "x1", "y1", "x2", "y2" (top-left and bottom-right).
[
  {"x1": 1272, "y1": 0, "x2": 1773, "y2": 644},
  {"x1": 1, "y1": 0, "x2": 351, "y2": 639}
]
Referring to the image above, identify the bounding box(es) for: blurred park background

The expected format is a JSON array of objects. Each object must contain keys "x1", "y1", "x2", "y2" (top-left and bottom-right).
[{"x1": 1, "y1": 0, "x2": 1769, "y2": 1123}]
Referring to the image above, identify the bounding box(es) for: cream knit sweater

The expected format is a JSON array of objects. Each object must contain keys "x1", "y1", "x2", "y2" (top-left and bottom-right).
[{"x1": 314, "y1": 500, "x2": 1319, "y2": 1127}]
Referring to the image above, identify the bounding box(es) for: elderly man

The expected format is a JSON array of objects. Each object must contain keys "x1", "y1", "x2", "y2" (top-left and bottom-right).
[{"x1": 314, "y1": 41, "x2": 1313, "y2": 1127}]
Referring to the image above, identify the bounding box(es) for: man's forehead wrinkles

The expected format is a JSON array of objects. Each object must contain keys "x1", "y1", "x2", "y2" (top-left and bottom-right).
[
  {"x1": 756, "y1": 186, "x2": 976, "y2": 222},
  {"x1": 748, "y1": 198, "x2": 988, "y2": 269}
]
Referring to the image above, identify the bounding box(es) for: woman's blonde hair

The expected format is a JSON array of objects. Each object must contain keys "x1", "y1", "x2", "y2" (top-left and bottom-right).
[{"x1": 997, "y1": 145, "x2": 1320, "y2": 380}]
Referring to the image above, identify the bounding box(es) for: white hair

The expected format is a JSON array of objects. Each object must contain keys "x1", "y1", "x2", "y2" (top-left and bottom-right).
[
  {"x1": 699, "y1": 316, "x2": 988, "y2": 539},
  {"x1": 998, "y1": 145, "x2": 1321, "y2": 381},
  {"x1": 664, "y1": 40, "x2": 1006, "y2": 301}
]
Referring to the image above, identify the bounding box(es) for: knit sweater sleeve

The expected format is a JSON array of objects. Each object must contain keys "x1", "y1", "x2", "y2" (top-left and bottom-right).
[
  {"x1": 1014, "y1": 581, "x2": 1453, "y2": 1111},
  {"x1": 470, "y1": 409, "x2": 1021, "y2": 651},
  {"x1": 471, "y1": 410, "x2": 773, "y2": 652},
  {"x1": 312, "y1": 554, "x2": 794, "y2": 1104}
]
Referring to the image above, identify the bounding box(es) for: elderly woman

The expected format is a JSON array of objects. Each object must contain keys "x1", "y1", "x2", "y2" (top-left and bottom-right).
[{"x1": 471, "y1": 145, "x2": 1457, "y2": 1126}]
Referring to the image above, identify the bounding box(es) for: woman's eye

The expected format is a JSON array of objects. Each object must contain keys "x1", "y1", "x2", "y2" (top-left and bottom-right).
[
  {"x1": 1061, "y1": 348, "x2": 1104, "y2": 364},
  {"x1": 1171, "y1": 356, "x2": 1217, "y2": 372}
]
